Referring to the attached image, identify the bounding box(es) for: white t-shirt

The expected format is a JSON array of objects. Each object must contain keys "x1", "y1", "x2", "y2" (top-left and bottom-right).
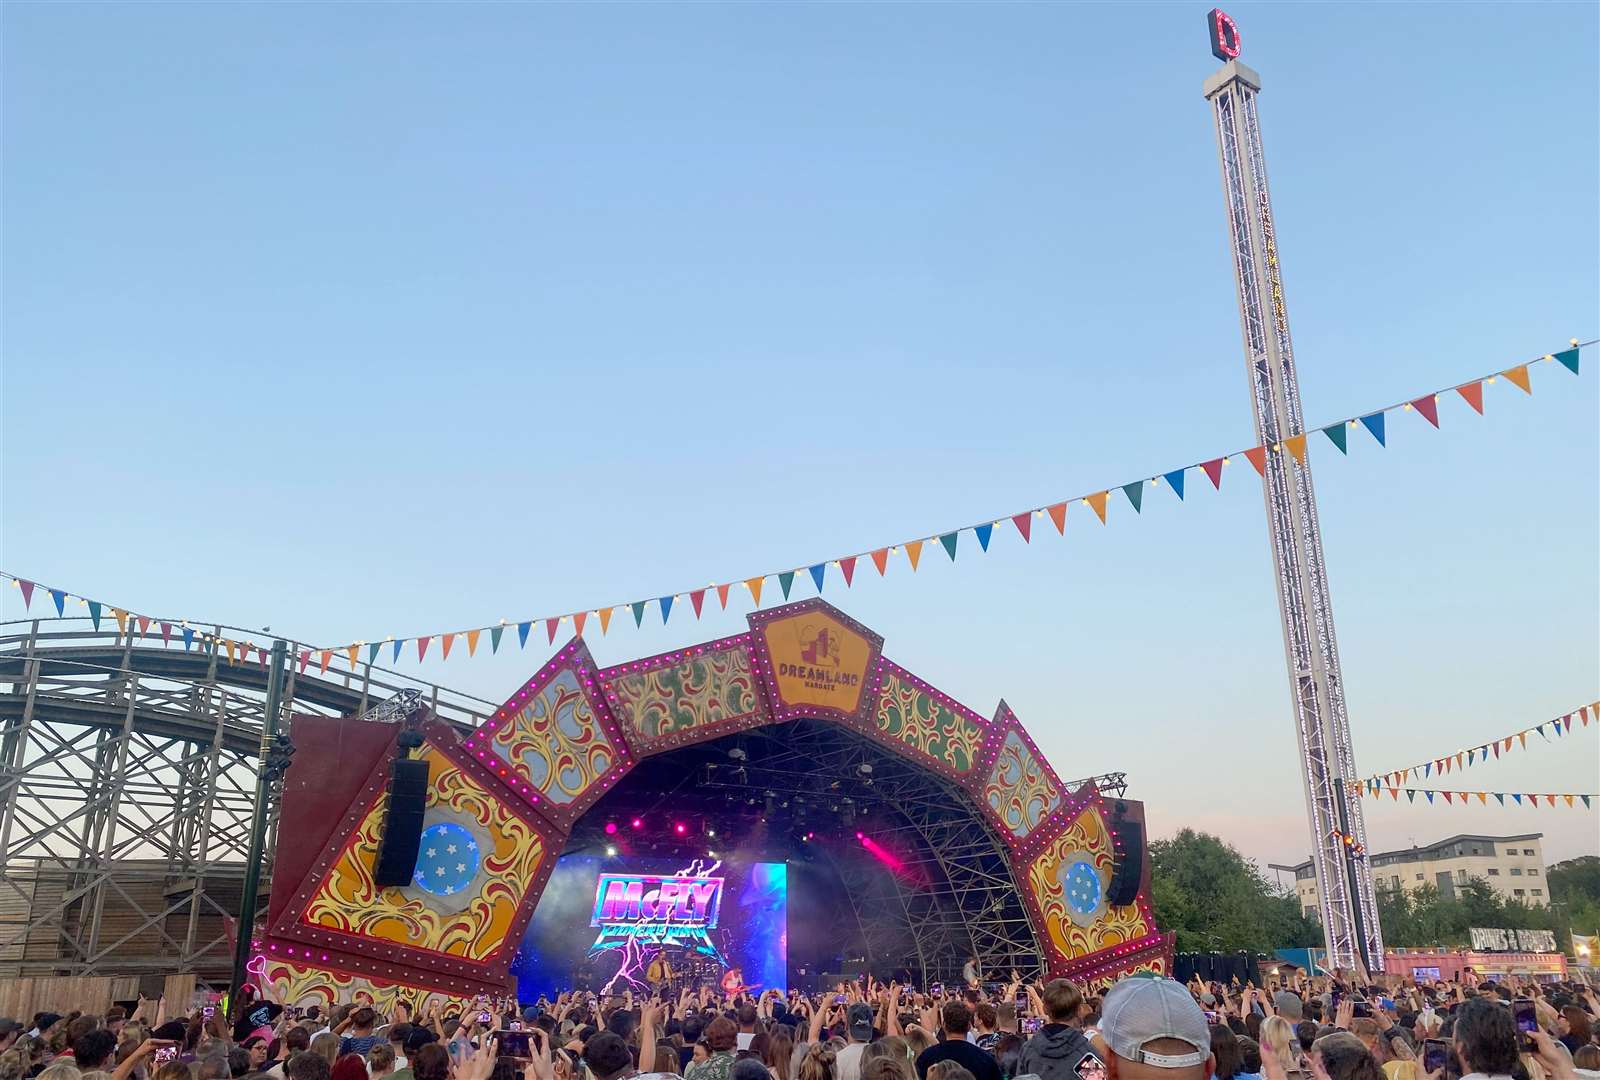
[
  {"x1": 836, "y1": 1043, "x2": 867, "y2": 1080},
  {"x1": 737, "y1": 1033, "x2": 756, "y2": 1051}
]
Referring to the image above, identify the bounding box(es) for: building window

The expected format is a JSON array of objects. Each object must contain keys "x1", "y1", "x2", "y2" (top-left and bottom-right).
[
  {"x1": 1511, "y1": 868, "x2": 1523, "y2": 876},
  {"x1": 1531, "y1": 889, "x2": 1543, "y2": 896},
  {"x1": 1529, "y1": 868, "x2": 1539, "y2": 876},
  {"x1": 1524, "y1": 848, "x2": 1535, "y2": 855},
  {"x1": 1514, "y1": 889, "x2": 1525, "y2": 897},
  {"x1": 1415, "y1": 874, "x2": 1423, "y2": 881},
  {"x1": 1506, "y1": 849, "x2": 1518, "y2": 855},
  {"x1": 1487, "y1": 868, "x2": 1500, "y2": 876},
  {"x1": 1391, "y1": 875, "x2": 1401, "y2": 890}
]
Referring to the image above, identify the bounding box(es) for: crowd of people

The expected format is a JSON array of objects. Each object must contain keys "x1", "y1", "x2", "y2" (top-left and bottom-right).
[{"x1": 1, "y1": 970, "x2": 1597, "y2": 1080}]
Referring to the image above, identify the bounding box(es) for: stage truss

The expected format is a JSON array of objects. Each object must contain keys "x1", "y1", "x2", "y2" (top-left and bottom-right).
[{"x1": 255, "y1": 599, "x2": 1171, "y2": 1007}]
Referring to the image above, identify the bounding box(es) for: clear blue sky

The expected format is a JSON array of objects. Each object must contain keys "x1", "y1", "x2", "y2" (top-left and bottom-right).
[{"x1": 4, "y1": 3, "x2": 1597, "y2": 875}]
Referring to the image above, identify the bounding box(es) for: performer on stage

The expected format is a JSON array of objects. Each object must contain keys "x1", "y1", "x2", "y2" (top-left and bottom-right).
[
  {"x1": 719, "y1": 966, "x2": 748, "y2": 997},
  {"x1": 647, "y1": 951, "x2": 675, "y2": 995},
  {"x1": 963, "y1": 954, "x2": 982, "y2": 990}
]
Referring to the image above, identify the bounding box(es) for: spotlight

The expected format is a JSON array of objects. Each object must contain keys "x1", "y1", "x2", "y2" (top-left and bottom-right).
[
  {"x1": 631, "y1": 818, "x2": 643, "y2": 829},
  {"x1": 605, "y1": 845, "x2": 617, "y2": 856},
  {"x1": 857, "y1": 762, "x2": 873, "y2": 776},
  {"x1": 708, "y1": 828, "x2": 716, "y2": 838},
  {"x1": 708, "y1": 849, "x2": 717, "y2": 858},
  {"x1": 604, "y1": 822, "x2": 619, "y2": 835},
  {"x1": 674, "y1": 822, "x2": 687, "y2": 835},
  {"x1": 855, "y1": 831, "x2": 864, "y2": 840}
]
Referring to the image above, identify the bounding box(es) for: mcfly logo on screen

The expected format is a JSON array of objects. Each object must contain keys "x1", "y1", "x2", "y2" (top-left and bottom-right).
[{"x1": 591, "y1": 874, "x2": 724, "y2": 929}]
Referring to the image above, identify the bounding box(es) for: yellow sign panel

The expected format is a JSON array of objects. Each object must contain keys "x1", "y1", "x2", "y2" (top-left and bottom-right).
[{"x1": 762, "y1": 611, "x2": 874, "y2": 716}]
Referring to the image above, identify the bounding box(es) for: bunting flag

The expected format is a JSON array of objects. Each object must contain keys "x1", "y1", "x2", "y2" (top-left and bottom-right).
[
  {"x1": 1, "y1": 340, "x2": 1588, "y2": 665},
  {"x1": 1356, "y1": 700, "x2": 1598, "y2": 789},
  {"x1": 1375, "y1": 788, "x2": 1595, "y2": 807}
]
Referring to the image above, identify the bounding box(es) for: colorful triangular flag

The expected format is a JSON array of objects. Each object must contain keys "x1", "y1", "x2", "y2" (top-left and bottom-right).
[
  {"x1": 1012, "y1": 513, "x2": 1032, "y2": 542},
  {"x1": 1244, "y1": 446, "x2": 1267, "y2": 476},
  {"x1": 574, "y1": 611, "x2": 588, "y2": 637},
  {"x1": 779, "y1": 571, "x2": 795, "y2": 599},
  {"x1": 809, "y1": 564, "x2": 826, "y2": 592},
  {"x1": 939, "y1": 532, "x2": 959, "y2": 560},
  {"x1": 871, "y1": 549, "x2": 889, "y2": 575},
  {"x1": 746, "y1": 577, "x2": 765, "y2": 606},
  {"x1": 690, "y1": 589, "x2": 706, "y2": 618},
  {"x1": 598, "y1": 608, "x2": 614, "y2": 635},
  {"x1": 905, "y1": 540, "x2": 923, "y2": 570},
  {"x1": 1553, "y1": 347, "x2": 1580, "y2": 375},
  {"x1": 87, "y1": 600, "x2": 102, "y2": 630},
  {"x1": 1047, "y1": 503, "x2": 1067, "y2": 533},
  {"x1": 1457, "y1": 382, "x2": 1484, "y2": 414},
  {"x1": 546, "y1": 618, "x2": 560, "y2": 644},
  {"x1": 631, "y1": 602, "x2": 646, "y2": 627},
  {"x1": 840, "y1": 556, "x2": 857, "y2": 586},
  {"x1": 519, "y1": 620, "x2": 533, "y2": 646},
  {"x1": 717, "y1": 583, "x2": 732, "y2": 608},
  {"x1": 1360, "y1": 412, "x2": 1386, "y2": 446},
  {"x1": 51, "y1": 589, "x2": 66, "y2": 616},
  {"x1": 1501, "y1": 364, "x2": 1532, "y2": 394},
  {"x1": 17, "y1": 580, "x2": 34, "y2": 608},
  {"x1": 1122, "y1": 482, "x2": 1143, "y2": 513},
  {"x1": 1201, "y1": 458, "x2": 1225, "y2": 487},
  {"x1": 417, "y1": 636, "x2": 430, "y2": 661},
  {"x1": 1322, "y1": 424, "x2": 1348, "y2": 454},
  {"x1": 467, "y1": 629, "x2": 481, "y2": 656},
  {"x1": 1085, "y1": 491, "x2": 1109, "y2": 523},
  {"x1": 1411, "y1": 395, "x2": 1440, "y2": 427},
  {"x1": 491, "y1": 625, "x2": 505, "y2": 652},
  {"x1": 1283, "y1": 435, "x2": 1308, "y2": 465},
  {"x1": 974, "y1": 522, "x2": 993, "y2": 551},
  {"x1": 659, "y1": 595, "x2": 674, "y2": 623},
  {"x1": 1164, "y1": 469, "x2": 1186, "y2": 500}
]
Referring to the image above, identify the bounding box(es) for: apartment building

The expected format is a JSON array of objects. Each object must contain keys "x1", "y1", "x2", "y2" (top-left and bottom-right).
[{"x1": 1289, "y1": 833, "x2": 1547, "y2": 918}]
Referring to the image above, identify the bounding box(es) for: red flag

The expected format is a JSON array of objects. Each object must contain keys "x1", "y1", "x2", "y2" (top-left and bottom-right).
[
  {"x1": 298, "y1": 649, "x2": 310, "y2": 673},
  {"x1": 441, "y1": 634, "x2": 455, "y2": 660},
  {"x1": 716, "y1": 583, "x2": 731, "y2": 609},
  {"x1": 840, "y1": 556, "x2": 857, "y2": 586},
  {"x1": 1243, "y1": 446, "x2": 1267, "y2": 476},
  {"x1": 1012, "y1": 513, "x2": 1032, "y2": 543},
  {"x1": 1411, "y1": 394, "x2": 1440, "y2": 427},
  {"x1": 573, "y1": 611, "x2": 588, "y2": 637},
  {"x1": 690, "y1": 589, "x2": 706, "y2": 618},
  {"x1": 418, "y1": 636, "x2": 431, "y2": 660},
  {"x1": 871, "y1": 549, "x2": 889, "y2": 576},
  {"x1": 1456, "y1": 382, "x2": 1484, "y2": 414},
  {"x1": 160, "y1": 621, "x2": 173, "y2": 645},
  {"x1": 1047, "y1": 502, "x2": 1067, "y2": 534},
  {"x1": 18, "y1": 580, "x2": 34, "y2": 608},
  {"x1": 1201, "y1": 458, "x2": 1224, "y2": 489},
  {"x1": 1442, "y1": 791, "x2": 1453, "y2": 803},
  {"x1": 546, "y1": 618, "x2": 560, "y2": 643},
  {"x1": 137, "y1": 615, "x2": 151, "y2": 637},
  {"x1": 1388, "y1": 788, "x2": 1399, "y2": 800}
]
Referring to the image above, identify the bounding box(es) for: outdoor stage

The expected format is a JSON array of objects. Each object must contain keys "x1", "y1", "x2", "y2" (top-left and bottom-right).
[{"x1": 255, "y1": 599, "x2": 1172, "y2": 1007}]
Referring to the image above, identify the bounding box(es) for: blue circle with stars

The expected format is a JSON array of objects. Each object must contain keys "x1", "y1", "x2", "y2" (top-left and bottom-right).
[
  {"x1": 412, "y1": 822, "x2": 480, "y2": 898},
  {"x1": 1062, "y1": 859, "x2": 1103, "y2": 917}
]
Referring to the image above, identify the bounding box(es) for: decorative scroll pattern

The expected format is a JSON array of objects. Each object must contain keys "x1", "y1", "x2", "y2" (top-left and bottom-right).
[
  {"x1": 607, "y1": 646, "x2": 761, "y2": 743},
  {"x1": 262, "y1": 957, "x2": 471, "y2": 1012},
  {"x1": 984, "y1": 731, "x2": 1062, "y2": 838},
  {"x1": 1027, "y1": 808, "x2": 1152, "y2": 962},
  {"x1": 491, "y1": 667, "x2": 616, "y2": 804},
  {"x1": 300, "y1": 745, "x2": 545, "y2": 960},
  {"x1": 874, "y1": 671, "x2": 985, "y2": 774}
]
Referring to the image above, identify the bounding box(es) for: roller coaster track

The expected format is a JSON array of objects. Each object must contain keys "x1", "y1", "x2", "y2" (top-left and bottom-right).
[{"x1": 0, "y1": 617, "x2": 494, "y2": 979}]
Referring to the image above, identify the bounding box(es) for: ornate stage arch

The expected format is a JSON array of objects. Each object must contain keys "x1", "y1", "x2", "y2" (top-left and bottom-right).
[{"x1": 258, "y1": 600, "x2": 1171, "y2": 1007}]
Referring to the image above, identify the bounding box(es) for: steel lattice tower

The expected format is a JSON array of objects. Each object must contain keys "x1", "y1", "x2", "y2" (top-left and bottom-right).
[{"x1": 1204, "y1": 57, "x2": 1383, "y2": 970}]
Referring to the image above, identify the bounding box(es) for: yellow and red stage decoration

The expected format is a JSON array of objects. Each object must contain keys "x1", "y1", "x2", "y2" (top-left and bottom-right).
[
  {"x1": 7, "y1": 342, "x2": 1588, "y2": 670},
  {"x1": 259, "y1": 599, "x2": 1171, "y2": 1005}
]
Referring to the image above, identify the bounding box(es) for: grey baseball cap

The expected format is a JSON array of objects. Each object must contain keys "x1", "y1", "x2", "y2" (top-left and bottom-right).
[
  {"x1": 1272, "y1": 991, "x2": 1304, "y2": 1021},
  {"x1": 1101, "y1": 978, "x2": 1211, "y2": 1069}
]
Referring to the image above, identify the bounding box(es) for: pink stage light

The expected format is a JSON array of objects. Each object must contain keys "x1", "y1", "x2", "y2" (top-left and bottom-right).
[
  {"x1": 673, "y1": 822, "x2": 687, "y2": 835},
  {"x1": 604, "y1": 822, "x2": 619, "y2": 835},
  {"x1": 631, "y1": 818, "x2": 643, "y2": 829},
  {"x1": 858, "y1": 832, "x2": 905, "y2": 873}
]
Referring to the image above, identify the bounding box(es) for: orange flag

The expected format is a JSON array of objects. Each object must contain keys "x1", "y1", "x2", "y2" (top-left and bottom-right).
[
  {"x1": 1047, "y1": 502, "x2": 1067, "y2": 534},
  {"x1": 441, "y1": 634, "x2": 455, "y2": 660},
  {"x1": 1244, "y1": 446, "x2": 1267, "y2": 476},
  {"x1": 1477, "y1": 792, "x2": 1487, "y2": 805},
  {"x1": 904, "y1": 541, "x2": 923, "y2": 570},
  {"x1": 1457, "y1": 382, "x2": 1484, "y2": 414},
  {"x1": 466, "y1": 629, "x2": 481, "y2": 656},
  {"x1": 871, "y1": 548, "x2": 889, "y2": 575},
  {"x1": 1519, "y1": 732, "x2": 1527, "y2": 749},
  {"x1": 1284, "y1": 434, "x2": 1309, "y2": 464},
  {"x1": 716, "y1": 583, "x2": 731, "y2": 608},
  {"x1": 113, "y1": 608, "x2": 128, "y2": 635},
  {"x1": 1565, "y1": 795, "x2": 1575, "y2": 807},
  {"x1": 574, "y1": 611, "x2": 588, "y2": 637},
  {"x1": 599, "y1": 607, "x2": 614, "y2": 635},
  {"x1": 347, "y1": 645, "x2": 359, "y2": 669},
  {"x1": 1085, "y1": 492, "x2": 1108, "y2": 524},
  {"x1": 318, "y1": 649, "x2": 331, "y2": 673},
  {"x1": 1501, "y1": 364, "x2": 1532, "y2": 394},
  {"x1": 746, "y1": 576, "x2": 765, "y2": 605},
  {"x1": 225, "y1": 639, "x2": 238, "y2": 664},
  {"x1": 137, "y1": 615, "x2": 151, "y2": 637}
]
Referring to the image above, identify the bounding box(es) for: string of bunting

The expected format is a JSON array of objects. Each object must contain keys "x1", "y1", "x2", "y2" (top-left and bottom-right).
[
  {"x1": 2, "y1": 340, "x2": 1589, "y2": 674},
  {"x1": 1361, "y1": 788, "x2": 1596, "y2": 809},
  {"x1": 1352, "y1": 701, "x2": 1597, "y2": 792}
]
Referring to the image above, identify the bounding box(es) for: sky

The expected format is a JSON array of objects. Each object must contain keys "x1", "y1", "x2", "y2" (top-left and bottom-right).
[{"x1": 3, "y1": 3, "x2": 1597, "y2": 884}]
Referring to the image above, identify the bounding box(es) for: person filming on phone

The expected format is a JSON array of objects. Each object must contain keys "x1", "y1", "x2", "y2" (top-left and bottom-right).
[{"x1": 1019, "y1": 981, "x2": 1096, "y2": 1080}]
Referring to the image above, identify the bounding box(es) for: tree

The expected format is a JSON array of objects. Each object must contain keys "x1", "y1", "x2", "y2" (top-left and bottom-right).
[
  {"x1": 1548, "y1": 856, "x2": 1600, "y2": 944},
  {"x1": 1148, "y1": 828, "x2": 1322, "y2": 954},
  {"x1": 1375, "y1": 875, "x2": 1570, "y2": 948}
]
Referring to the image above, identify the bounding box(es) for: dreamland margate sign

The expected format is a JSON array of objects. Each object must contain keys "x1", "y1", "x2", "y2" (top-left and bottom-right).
[{"x1": 762, "y1": 611, "x2": 875, "y2": 716}]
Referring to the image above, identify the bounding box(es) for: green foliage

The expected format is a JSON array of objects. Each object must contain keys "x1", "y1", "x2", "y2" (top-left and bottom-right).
[
  {"x1": 1549, "y1": 856, "x2": 1600, "y2": 939},
  {"x1": 1375, "y1": 873, "x2": 1585, "y2": 949},
  {"x1": 1147, "y1": 828, "x2": 1322, "y2": 953}
]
